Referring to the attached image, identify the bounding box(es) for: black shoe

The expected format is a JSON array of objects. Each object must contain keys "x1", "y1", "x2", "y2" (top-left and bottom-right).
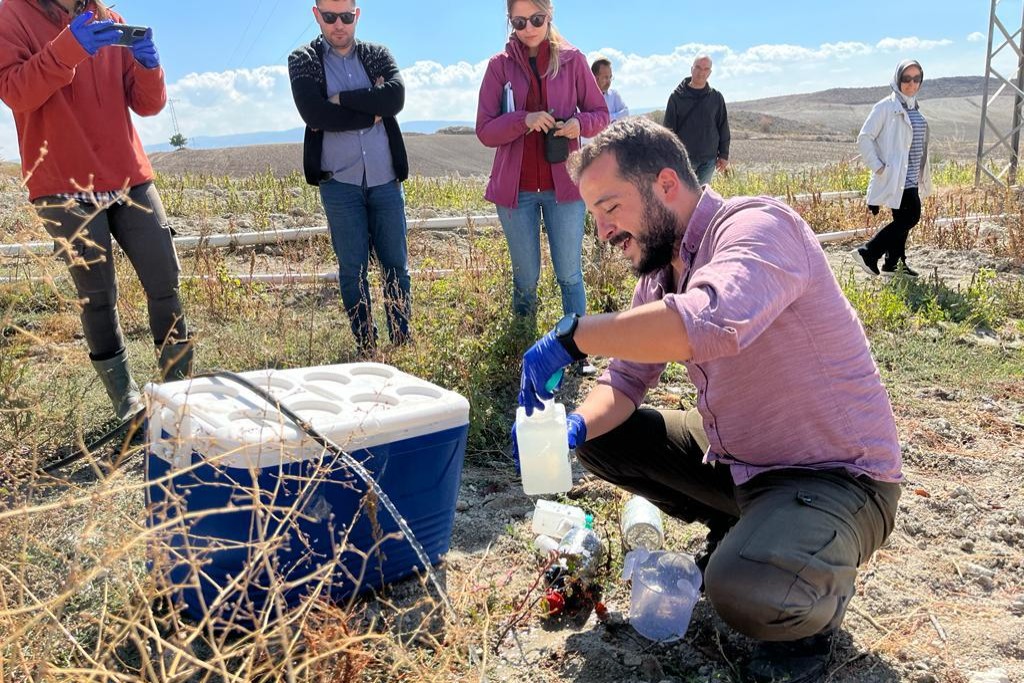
[
  {"x1": 850, "y1": 247, "x2": 880, "y2": 276},
  {"x1": 881, "y1": 259, "x2": 918, "y2": 278},
  {"x1": 746, "y1": 631, "x2": 834, "y2": 683}
]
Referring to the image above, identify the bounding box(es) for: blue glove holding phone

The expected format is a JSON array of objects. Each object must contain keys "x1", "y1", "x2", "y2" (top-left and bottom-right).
[
  {"x1": 511, "y1": 412, "x2": 587, "y2": 472},
  {"x1": 69, "y1": 11, "x2": 120, "y2": 55},
  {"x1": 130, "y1": 29, "x2": 159, "y2": 69},
  {"x1": 518, "y1": 330, "x2": 574, "y2": 416}
]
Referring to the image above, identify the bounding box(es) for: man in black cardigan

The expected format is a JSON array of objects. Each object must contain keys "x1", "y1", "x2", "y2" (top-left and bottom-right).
[{"x1": 288, "y1": 0, "x2": 411, "y2": 354}]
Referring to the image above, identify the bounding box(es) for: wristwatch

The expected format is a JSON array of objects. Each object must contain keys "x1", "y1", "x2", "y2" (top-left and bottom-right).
[{"x1": 553, "y1": 313, "x2": 587, "y2": 361}]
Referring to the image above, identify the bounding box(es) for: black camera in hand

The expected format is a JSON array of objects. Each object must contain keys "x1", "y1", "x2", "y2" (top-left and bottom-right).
[{"x1": 544, "y1": 121, "x2": 570, "y2": 164}]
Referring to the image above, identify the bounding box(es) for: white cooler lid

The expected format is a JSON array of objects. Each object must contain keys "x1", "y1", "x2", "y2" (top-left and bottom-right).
[{"x1": 145, "y1": 363, "x2": 470, "y2": 469}]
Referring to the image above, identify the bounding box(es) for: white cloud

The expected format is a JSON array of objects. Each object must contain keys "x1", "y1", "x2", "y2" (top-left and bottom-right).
[
  {"x1": 875, "y1": 36, "x2": 954, "y2": 51},
  {"x1": 967, "y1": 32, "x2": 986, "y2": 43},
  {"x1": 133, "y1": 65, "x2": 302, "y2": 143}
]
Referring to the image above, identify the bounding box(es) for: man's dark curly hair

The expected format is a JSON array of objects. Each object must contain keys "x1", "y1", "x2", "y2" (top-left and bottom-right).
[{"x1": 568, "y1": 117, "x2": 699, "y2": 193}]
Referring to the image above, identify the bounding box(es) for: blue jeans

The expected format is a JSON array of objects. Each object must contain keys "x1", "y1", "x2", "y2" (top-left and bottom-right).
[
  {"x1": 319, "y1": 179, "x2": 411, "y2": 351},
  {"x1": 496, "y1": 191, "x2": 587, "y2": 317},
  {"x1": 692, "y1": 158, "x2": 716, "y2": 186}
]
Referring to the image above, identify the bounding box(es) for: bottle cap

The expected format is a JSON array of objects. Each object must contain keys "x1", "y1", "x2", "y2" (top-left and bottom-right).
[{"x1": 544, "y1": 369, "x2": 564, "y2": 394}]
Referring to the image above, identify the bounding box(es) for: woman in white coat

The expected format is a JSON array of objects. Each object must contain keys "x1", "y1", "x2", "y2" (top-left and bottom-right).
[{"x1": 852, "y1": 59, "x2": 931, "y2": 277}]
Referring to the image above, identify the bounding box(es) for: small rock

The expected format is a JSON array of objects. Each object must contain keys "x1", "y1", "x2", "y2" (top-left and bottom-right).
[
  {"x1": 960, "y1": 540, "x2": 975, "y2": 553},
  {"x1": 904, "y1": 521, "x2": 926, "y2": 537},
  {"x1": 927, "y1": 418, "x2": 953, "y2": 437},
  {"x1": 912, "y1": 673, "x2": 937, "y2": 683},
  {"x1": 639, "y1": 655, "x2": 665, "y2": 681},
  {"x1": 969, "y1": 669, "x2": 1010, "y2": 683},
  {"x1": 1010, "y1": 595, "x2": 1024, "y2": 616},
  {"x1": 623, "y1": 653, "x2": 643, "y2": 668},
  {"x1": 976, "y1": 575, "x2": 995, "y2": 591},
  {"x1": 455, "y1": 499, "x2": 469, "y2": 512},
  {"x1": 966, "y1": 563, "x2": 995, "y2": 578}
]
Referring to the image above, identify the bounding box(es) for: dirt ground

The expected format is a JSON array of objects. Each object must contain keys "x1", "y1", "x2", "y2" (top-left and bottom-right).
[{"x1": 144, "y1": 135, "x2": 978, "y2": 180}]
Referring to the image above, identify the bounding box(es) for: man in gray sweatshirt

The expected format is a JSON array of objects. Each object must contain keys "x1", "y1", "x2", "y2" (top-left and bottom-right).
[{"x1": 663, "y1": 55, "x2": 730, "y2": 185}]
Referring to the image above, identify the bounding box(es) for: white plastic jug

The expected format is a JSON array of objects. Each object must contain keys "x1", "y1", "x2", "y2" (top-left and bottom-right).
[
  {"x1": 531, "y1": 499, "x2": 587, "y2": 539},
  {"x1": 516, "y1": 399, "x2": 572, "y2": 495},
  {"x1": 628, "y1": 551, "x2": 702, "y2": 642}
]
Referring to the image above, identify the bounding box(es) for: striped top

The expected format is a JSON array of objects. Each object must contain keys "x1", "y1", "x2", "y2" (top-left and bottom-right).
[
  {"x1": 905, "y1": 107, "x2": 927, "y2": 188},
  {"x1": 56, "y1": 191, "x2": 124, "y2": 208}
]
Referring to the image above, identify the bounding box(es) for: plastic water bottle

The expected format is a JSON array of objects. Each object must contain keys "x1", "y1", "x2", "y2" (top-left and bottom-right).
[
  {"x1": 532, "y1": 499, "x2": 587, "y2": 539},
  {"x1": 557, "y1": 527, "x2": 605, "y2": 580},
  {"x1": 516, "y1": 399, "x2": 572, "y2": 495},
  {"x1": 621, "y1": 496, "x2": 665, "y2": 551},
  {"x1": 534, "y1": 534, "x2": 561, "y2": 556}
]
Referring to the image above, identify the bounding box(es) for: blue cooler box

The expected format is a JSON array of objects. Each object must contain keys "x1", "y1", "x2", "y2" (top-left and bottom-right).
[{"x1": 144, "y1": 363, "x2": 469, "y2": 629}]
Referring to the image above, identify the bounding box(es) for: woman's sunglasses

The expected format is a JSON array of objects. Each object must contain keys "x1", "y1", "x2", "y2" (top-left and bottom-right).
[
  {"x1": 900, "y1": 74, "x2": 923, "y2": 84},
  {"x1": 319, "y1": 10, "x2": 357, "y2": 25},
  {"x1": 510, "y1": 13, "x2": 548, "y2": 31}
]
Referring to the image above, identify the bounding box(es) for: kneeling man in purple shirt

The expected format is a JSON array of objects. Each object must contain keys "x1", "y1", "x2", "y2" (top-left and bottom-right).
[{"x1": 515, "y1": 117, "x2": 903, "y2": 682}]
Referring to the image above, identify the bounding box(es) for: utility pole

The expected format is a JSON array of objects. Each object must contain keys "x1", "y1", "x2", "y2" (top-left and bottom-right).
[
  {"x1": 976, "y1": 0, "x2": 1024, "y2": 187},
  {"x1": 167, "y1": 99, "x2": 187, "y2": 150},
  {"x1": 168, "y1": 99, "x2": 182, "y2": 137}
]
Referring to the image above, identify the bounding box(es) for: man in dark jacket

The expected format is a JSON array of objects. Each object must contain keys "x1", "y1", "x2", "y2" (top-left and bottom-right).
[
  {"x1": 288, "y1": 0, "x2": 411, "y2": 354},
  {"x1": 663, "y1": 55, "x2": 730, "y2": 186}
]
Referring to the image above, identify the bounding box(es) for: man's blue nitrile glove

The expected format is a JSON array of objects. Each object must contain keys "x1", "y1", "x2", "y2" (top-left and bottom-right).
[
  {"x1": 511, "y1": 421, "x2": 521, "y2": 474},
  {"x1": 519, "y1": 331, "x2": 573, "y2": 416},
  {"x1": 130, "y1": 29, "x2": 159, "y2": 69},
  {"x1": 566, "y1": 412, "x2": 587, "y2": 450},
  {"x1": 69, "y1": 11, "x2": 120, "y2": 56}
]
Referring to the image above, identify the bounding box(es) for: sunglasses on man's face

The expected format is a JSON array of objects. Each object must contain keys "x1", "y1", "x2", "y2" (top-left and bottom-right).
[
  {"x1": 318, "y1": 9, "x2": 357, "y2": 25},
  {"x1": 509, "y1": 13, "x2": 548, "y2": 31},
  {"x1": 900, "y1": 74, "x2": 923, "y2": 84}
]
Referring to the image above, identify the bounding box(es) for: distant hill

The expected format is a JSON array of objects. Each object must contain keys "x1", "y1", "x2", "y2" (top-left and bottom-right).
[
  {"x1": 145, "y1": 120, "x2": 473, "y2": 153},
  {"x1": 149, "y1": 133, "x2": 496, "y2": 178},
  {"x1": 733, "y1": 76, "x2": 986, "y2": 109},
  {"x1": 729, "y1": 75, "x2": 994, "y2": 141}
]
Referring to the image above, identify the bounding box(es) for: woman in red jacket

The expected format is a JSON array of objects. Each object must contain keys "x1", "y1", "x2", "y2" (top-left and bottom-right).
[
  {"x1": 0, "y1": 0, "x2": 192, "y2": 420},
  {"x1": 476, "y1": 0, "x2": 608, "y2": 369}
]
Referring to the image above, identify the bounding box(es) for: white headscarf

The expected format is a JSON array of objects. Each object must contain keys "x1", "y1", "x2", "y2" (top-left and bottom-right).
[{"x1": 891, "y1": 59, "x2": 923, "y2": 110}]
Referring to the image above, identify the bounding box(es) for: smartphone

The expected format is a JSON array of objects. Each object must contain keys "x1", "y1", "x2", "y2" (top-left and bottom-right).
[{"x1": 110, "y1": 24, "x2": 149, "y2": 47}]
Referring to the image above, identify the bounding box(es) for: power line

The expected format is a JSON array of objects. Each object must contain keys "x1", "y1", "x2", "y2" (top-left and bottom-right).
[
  {"x1": 223, "y1": 0, "x2": 267, "y2": 72},
  {"x1": 236, "y1": 0, "x2": 287, "y2": 71},
  {"x1": 278, "y1": 20, "x2": 317, "y2": 64}
]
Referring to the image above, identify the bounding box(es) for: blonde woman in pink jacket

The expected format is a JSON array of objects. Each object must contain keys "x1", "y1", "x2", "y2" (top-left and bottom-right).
[{"x1": 476, "y1": 0, "x2": 609, "y2": 344}]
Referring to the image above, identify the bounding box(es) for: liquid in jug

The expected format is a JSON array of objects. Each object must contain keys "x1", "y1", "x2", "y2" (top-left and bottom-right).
[{"x1": 516, "y1": 399, "x2": 572, "y2": 495}]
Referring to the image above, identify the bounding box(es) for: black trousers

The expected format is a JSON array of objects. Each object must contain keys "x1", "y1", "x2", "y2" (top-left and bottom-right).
[
  {"x1": 865, "y1": 187, "x2": 921, "y2": 267},
  {"x1": 33, "y1": 182, "x2": 188, "y2": 360},
  {"x1": 575, "y1": 408, "x2": 901, "y2": 642}
]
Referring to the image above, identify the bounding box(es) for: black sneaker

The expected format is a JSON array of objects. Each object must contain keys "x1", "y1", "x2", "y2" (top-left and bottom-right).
[
  {"x1": 850, "y1": 247, "x2": 880, "y2": 276},
  {"x1": 880, "y1": 262, "x2": 919, "y2": 278},
  {"x1": 746, "y1": 631, "x2": 834, "y2": 683}
]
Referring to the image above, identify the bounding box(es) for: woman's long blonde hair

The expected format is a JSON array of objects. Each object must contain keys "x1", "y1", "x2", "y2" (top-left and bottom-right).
[{"x1": 507, "y1": 0, "x2": 564, "y2": 78}]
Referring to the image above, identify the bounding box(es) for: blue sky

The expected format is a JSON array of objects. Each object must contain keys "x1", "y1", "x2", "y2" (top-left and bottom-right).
[{"x1": 0, "y1": 0, "x2": 1013, "y2": 159}]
